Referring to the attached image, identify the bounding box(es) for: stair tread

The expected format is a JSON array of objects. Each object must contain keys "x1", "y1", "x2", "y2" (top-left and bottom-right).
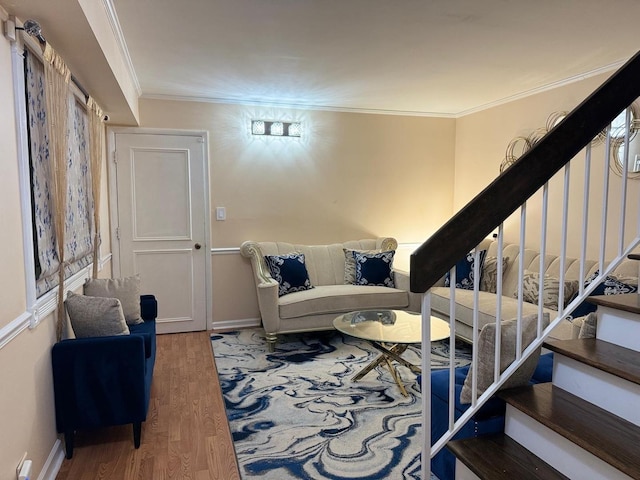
[
  {"x1": 501, "y1": 383, "x2": 640, "y2": 477},
  {"x1": 587, "y1": 293, "x2": 640, "y2": 315},
  {"x1": 544, "y1": 337, "x2": 640, "y2": 385},
  {"x1": 447, "y1": 433, "x2": 570, "y2": 480},
  {"x1": 544, "y1": 338, "x2": 640, "y2": 385}
]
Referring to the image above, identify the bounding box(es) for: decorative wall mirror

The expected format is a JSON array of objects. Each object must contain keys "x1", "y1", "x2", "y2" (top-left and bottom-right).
[
  {"x1": 609, "y1": 103, "x2": 640, "y2": 178},
  {"x1": 545, "y1": 111, "x2": 567, "y2": 131},
  {"x1": 500, "y1": 136, "x2": 531, "y2": 173},
  {"x1": 498, "y1": 104, "x2": 640, "y2": 177}
]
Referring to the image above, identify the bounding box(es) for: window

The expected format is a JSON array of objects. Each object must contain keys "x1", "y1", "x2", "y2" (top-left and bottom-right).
[{"x1": 23, "y1": 49, "x2": 95, "y2": 297}]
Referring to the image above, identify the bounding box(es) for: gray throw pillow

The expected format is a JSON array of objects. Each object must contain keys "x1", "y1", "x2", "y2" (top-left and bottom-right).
[
  {"x1": 460, "y1": 313, "x2": 549, "y2": 404},
  {"x1": 84, "y1": 274, "x2": 142, "y2": 325},
  {"x1": 578, "y1": 312, "x2": 597, "y2": 339},
  {"x1": 65, "y1": 291, "x2": 129, "y2": 338}
]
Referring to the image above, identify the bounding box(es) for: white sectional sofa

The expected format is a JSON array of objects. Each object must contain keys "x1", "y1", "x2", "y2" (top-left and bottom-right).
[
  {"x1": 241, "y1": 237, "x2": 420, "y2": 351},
  {"x1": 430, "y1": 240, "x2": 638, "y2": 342}
]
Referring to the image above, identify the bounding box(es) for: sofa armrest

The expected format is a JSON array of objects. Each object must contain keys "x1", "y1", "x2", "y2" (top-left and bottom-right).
[
  {"x1": 256, "y1": 279, "x2": 280, "y2": 333},
  {"x1": 393, "y1": 269, "x2": 421, "y2": 313},
  {"x1": 241, "y1": 241, "x2": 274, "y2": 283},
  {"x1": 52, "y1": 334, "x2": 148, "y2": 432}
]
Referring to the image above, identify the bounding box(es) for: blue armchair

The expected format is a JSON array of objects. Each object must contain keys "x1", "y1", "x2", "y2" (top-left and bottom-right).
[
  {"x1": 428, "y1": 352, "x2": 554, "y2": 480},
  {"x1": 52, "y1": 294, "x2": 157, "y2": 459}
]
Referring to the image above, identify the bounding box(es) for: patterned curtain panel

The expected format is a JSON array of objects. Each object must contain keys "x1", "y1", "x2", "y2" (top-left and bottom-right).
[{"x1": 25, "y1": 51, "x2": 95, "y2": 297}]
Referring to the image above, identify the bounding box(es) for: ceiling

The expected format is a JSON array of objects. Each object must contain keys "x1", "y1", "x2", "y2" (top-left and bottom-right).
[{"x1": 5, "y1": 0, "x2": 640, "y2": 117}]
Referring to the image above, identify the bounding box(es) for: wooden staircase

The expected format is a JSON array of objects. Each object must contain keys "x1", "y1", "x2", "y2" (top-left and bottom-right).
[{"x1": 446, "y1": 294, "x2": 640, "y2": 480}]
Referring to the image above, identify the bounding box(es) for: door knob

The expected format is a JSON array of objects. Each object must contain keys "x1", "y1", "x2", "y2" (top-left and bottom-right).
[{"x1": 194, "y1": 243, "x2": 202, "y2": 250}]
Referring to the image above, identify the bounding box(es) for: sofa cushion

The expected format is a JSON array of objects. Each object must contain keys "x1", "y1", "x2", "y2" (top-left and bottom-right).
[
  {"x1": 354, "y1": 250, "x2": 395, "y2": 287},
  {"x1": 65, "y1": 291, "x2": 129, "y2": 338},
  {"x1": 265, "y1": 253, "x2": 314, "y2": 297},
  {"x1": 460, "y1": 313, "x2": 548, "y2": 404},
  {"x1": 520, "y1": 271, "x2": 579, "y2": 310},
  {"x1": 430, "y1": 287, "x2": 574, "y2": 341},
  {"x1": 445, "y1": 250, "x2": 487, "y2": 290},
  {"x1": 278, "y1": 285, "x2": 409, "y2": 319},
  {"x1": 84, "y1": 275, "x2": 143, "y2": 325}
]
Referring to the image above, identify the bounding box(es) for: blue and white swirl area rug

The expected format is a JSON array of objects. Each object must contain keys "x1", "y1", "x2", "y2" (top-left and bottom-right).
[{"x1": 211, "y1": 328, "x2": 471, "y2": 480}]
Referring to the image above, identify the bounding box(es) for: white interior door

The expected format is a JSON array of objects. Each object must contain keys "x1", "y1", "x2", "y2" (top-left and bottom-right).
[{"x1": 110, "y1": 130, "x2": 209, "y2": 333}]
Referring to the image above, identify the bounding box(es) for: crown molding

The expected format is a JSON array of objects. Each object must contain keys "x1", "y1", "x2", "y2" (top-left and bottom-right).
[
  {"x1": 140, "y1": 93, "x2": 458, "y2": 118},
  {"x1": 455, "y1": 61, "x2": 624, "y2": 118},
  {"x1": 101, "y1": 0, "x2": 142, "y2": 97},
  {"x1": 140, "y1": 58, "x2": 623, "y2": 120}
]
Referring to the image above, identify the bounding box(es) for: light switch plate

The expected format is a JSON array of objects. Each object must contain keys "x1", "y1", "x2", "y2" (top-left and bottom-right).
[{"x1": 216, "y1": 207, "x2": 226, "y2": 221}]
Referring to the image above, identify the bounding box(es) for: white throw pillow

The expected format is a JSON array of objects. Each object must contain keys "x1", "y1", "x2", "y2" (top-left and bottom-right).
[
  {"x1": 84, "y1": 275, "x2": 142, "y2": 325},
  {"x1": 65, "y1": 291, "x2": 129, "y2": 338}
]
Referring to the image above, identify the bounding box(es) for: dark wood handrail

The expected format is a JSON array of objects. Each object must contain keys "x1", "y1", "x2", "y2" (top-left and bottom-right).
[{"x1": 410, "y1": 50, "x2": 640, "y2": 293}]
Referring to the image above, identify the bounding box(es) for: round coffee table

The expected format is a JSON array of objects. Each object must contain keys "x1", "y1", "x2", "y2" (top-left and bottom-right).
[{"x1": 333, "y1": 309, "x2": 449, "y2": 396}]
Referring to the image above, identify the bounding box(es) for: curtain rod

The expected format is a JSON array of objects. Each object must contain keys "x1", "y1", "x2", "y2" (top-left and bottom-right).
[{"x1": 15, "y1": 19, "x2": 91, "y2": 103}]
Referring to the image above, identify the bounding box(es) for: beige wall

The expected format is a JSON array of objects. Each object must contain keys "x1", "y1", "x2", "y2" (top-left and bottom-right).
[
  {"x1": 454, "y1": 72, "x2": 640, "y2": 260},
  {"x1": 138, "y1": 99, "x2": 457, "y2": 325}
]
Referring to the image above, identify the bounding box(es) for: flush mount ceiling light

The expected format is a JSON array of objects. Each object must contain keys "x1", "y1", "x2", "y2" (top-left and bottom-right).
[{"x1": 251, "y1": 120, "x2": 302, "y2": 138}]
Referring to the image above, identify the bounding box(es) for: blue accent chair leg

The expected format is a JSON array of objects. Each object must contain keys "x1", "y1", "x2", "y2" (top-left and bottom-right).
[
  {"x1": 133, "y1": 422, "x2": 142, "y2": 448},
  {"x1": 64, "y1": 430, "x2": 74, "y2": 459}
]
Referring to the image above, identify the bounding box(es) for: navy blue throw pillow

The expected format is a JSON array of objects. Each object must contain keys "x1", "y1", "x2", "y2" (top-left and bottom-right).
[
  {"x1": 353, "y1": 250, "x2": 395, "y2": 287},
  {"x1": 444, "y1": 250, "x2": 487, "y2": 290},
  {"x1": 572, "y1": 271, "x2": 638, "y2": 317},
  {"x1": 264, "y1": 253, "x2": 314, "y2": 297}
]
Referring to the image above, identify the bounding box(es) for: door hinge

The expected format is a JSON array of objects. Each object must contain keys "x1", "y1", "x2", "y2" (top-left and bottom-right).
[
  {"x1": 112, "y1": 150, "x2": 117, "y2": 163},
  {"x1": 115, "y1": 227, "x2": 120, "y2": 240}
]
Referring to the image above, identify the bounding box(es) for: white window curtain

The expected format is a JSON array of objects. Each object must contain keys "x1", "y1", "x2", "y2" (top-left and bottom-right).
[
  {"x1": 24, "y1": 50, "x2": 95, "y2": 299},
  {"x1": 87, "y1": 97, "x2": 104, "y2": 279}
]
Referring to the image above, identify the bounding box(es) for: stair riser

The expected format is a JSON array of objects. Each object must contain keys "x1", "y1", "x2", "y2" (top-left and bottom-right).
[
  {"x1": 598, "y1": 307, "x2": 640, "y2": 352},
  {"x1": 455, "y1": 460, "x2": 480, "y2": 480},
  {"x1": 505, "y1": 405, "x2": 633, "y2": 480},
  {"x1": 553, "y1": 354, "x2": 640, "y2": 427}
]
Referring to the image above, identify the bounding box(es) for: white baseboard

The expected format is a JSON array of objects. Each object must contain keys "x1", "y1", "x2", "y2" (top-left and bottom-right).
[
  {"x1": 211, "y1": 318, "x2": 261, "y2": 331},
  {"x1": 38, "y1": 439, "x2": 65, "y2": 480}
]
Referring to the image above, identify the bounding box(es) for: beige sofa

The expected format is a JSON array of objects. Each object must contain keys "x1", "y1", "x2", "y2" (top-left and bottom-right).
[
  {"x1": 430, "y1": 240, "x2": 638, "y2": 342},
  {"x1": 241, "y1": 238, "x2": 420, "y2": 350}
]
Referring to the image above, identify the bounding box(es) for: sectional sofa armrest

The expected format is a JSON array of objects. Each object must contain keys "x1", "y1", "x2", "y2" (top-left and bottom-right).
[{"x1": 394, "y1": 269, "x2": 422, "y2": 313}]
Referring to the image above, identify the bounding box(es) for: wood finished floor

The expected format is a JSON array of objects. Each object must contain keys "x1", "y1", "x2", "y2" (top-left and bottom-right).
[{"x1": 56, "y1": 331, "x2": 241, "y2": 480}]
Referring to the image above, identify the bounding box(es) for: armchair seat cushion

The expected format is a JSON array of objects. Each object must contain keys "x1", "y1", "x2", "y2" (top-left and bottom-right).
[{"x1": 278, "y1": 284, "x2": 409, "y2": 319}]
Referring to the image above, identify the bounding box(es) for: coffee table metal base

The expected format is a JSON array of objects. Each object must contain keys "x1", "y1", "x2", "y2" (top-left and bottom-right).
[{"x1": 352, "y1": 342, "x2": 420, "y2": 397}]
